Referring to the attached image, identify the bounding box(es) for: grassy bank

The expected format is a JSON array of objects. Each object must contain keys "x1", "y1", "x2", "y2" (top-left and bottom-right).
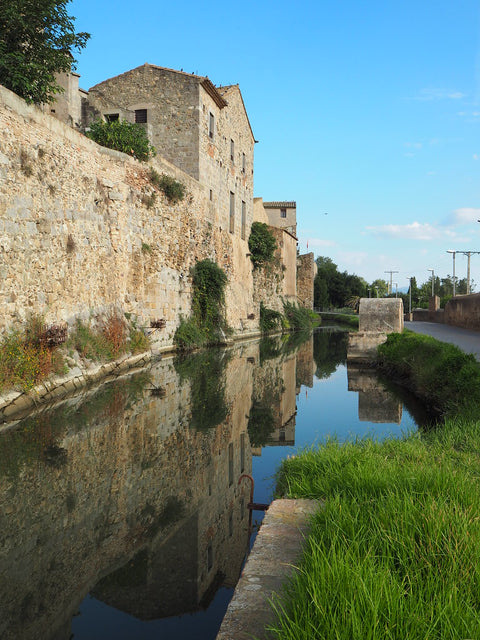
[
  {"x1": 270, "y1": 331, "x2": 480, "y2": 639},
  {"x1": 318, "y1": 311, "x2": 359, "y2": 329}
]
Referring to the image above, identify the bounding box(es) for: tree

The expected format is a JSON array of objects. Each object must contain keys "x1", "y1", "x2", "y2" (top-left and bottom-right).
[
  {"x1": 0, "y1": 0, "x2": 89, "y2": 104},
  {"x1": 369, "y1": 279, "x2": 388, "y2": 298}
]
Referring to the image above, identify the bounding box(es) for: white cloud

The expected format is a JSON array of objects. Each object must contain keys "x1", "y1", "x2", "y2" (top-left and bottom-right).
[
  {"x1": 366, "y1": 221, "x2": 441, "y2": 241},
  {"x1": 410, "y1": 87, "x2": 467, "y2": 101},
  {"x1": 336, "y1": 251, "x2": 369, "y2": 270},
  {"x1": 449, "y1": 207, "x2": 480, "y2": 225}
]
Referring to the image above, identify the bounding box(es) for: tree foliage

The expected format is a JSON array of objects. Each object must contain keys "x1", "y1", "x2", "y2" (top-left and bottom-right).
[
  {"x1": 314, "y1": 256, "x2": 368, "y2": 309},
  {"x1": 248, "y1": 222, "x2": 277, "y2": 268},
  {"x1": 0, "y1": 0, "x2": 89, "y2": 104}
]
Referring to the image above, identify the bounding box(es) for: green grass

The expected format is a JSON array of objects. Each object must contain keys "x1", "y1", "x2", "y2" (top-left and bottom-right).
[
  {"x1": 269, "y1": 331, "x2": 480, "y2": 639},
  {"x1": 272, "y1": 423, "x2": 480, "y2": 639},
  {"x1": 377, "y1": 330, "x2": 480, "y2": 417}
]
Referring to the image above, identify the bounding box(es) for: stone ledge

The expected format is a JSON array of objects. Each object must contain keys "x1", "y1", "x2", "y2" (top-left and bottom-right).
[{"x1": 216, "y1": 498, "x2": 320, "y2": 640}]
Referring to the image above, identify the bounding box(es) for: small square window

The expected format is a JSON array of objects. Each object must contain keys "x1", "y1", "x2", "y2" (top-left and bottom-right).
[{"x1": 105, "y1": 113, "x2": 119, "y2": 122}]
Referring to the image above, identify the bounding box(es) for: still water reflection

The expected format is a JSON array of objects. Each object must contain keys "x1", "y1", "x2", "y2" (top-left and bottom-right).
[{"x1": 0, "y1": 330, "x2": 427, "y2": 640}]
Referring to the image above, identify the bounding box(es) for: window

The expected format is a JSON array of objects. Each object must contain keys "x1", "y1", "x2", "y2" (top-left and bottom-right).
[
  {"x1": 209, "y1": 112, "x2": 215, "y2": 139},
  {"x1": 105, "y1": 113, "x2": 119, "y2": 122},
  {"x1": 135, "y1": 109, "x2": 147, "y2": 124},
  {"x1": 209, "y1": 189, "x2": 213, "y2": 201},
  {"x1": 280, "y1": 208, "x2": 287, "y2": 219},
  {"x1": 242, "y1": 152, "x2": 246, "y2": 173},
  {"x1": 228, "y1": 443, "x2": 234, "y2": 486},
  {"x1": 229, "y1": 192, "x2": 235, "y2": 234},
  {"x1": 241, "y1": 201, "x2": 246, "y2": 240},
  {"x1": 230, "y1": 139, "x2": 235, "y2": 163}
]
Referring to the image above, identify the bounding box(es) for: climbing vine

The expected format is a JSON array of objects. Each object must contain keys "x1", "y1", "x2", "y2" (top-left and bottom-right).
[
  {"x1": 248, "y1": 222, "x2": 277, "y2": 268},
  {"x1": 174, "y1": 259, "x2": 229, "y2": 350}
]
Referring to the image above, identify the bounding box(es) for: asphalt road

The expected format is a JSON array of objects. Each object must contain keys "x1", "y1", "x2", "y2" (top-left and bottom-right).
[{"x1": 406, "y1": 321, "x2": 480, "y2": 361}]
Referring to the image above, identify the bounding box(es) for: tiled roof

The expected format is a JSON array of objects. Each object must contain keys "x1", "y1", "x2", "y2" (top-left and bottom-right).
[{"x1": 263, "y1": 201, "x2": 296, "y2": 208}]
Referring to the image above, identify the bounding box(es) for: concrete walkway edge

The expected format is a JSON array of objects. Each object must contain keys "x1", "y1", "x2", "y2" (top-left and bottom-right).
[{"x1": 216, "y1": 499, "x2": 320, "y2": 640}]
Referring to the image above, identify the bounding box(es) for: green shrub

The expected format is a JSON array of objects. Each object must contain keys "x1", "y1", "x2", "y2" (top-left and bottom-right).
[
  {"x1": 283, "y1": 301, "x2": 321, "y2": 331},
  {"x1": 259, "y1": 302, "x2": 283, "y2": 333},
  {"x1": 150, "y1": 169, "x2": 185, "y2": 203},
  {"x1": 173, "y1": 318, "x2": 206, "y2": 351},
  {"x1": 248, "y1": 222, "x2": 277, "y2": 268},
  {"x1": 87, "y1": 119, "x2": 156, "y2": 161}
]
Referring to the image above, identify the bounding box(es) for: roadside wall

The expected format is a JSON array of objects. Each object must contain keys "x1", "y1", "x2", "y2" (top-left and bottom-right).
[
  {"x1": 444, "y1": 293, "x2": 480, "y2": 331},
  {"x1": 0, "y1": 84, "x2": 257, "y2": 347}
]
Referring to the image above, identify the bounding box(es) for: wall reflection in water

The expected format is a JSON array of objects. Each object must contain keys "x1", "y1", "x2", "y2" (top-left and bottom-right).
[
  {"x1": 0, "y1": 334, "x2": 316, "y2": 640},
  {"x1": 0, "y1": 330, "x2": 424, "y2": 640}
]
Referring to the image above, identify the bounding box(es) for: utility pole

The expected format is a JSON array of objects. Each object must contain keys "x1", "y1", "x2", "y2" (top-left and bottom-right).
[
  {"x1": 384, "y1": 270, "x2": 399, "y2": 296},
  {"x1": 447, "y1": 250, "x2": 456, "y2": 297},
  {"x1": 459, "y1": 251, "x2": 480, "y2": 294}
]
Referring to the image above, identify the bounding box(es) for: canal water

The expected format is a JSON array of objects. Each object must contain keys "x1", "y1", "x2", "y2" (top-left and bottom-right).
[{"x1": 0, "y1": 329, "x2": 429, "y2": 640}]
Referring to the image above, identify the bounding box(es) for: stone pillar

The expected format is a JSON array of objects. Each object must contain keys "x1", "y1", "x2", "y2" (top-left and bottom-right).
[{"x1": 429, "y1": 295, "x2": 440, "y2": 312}]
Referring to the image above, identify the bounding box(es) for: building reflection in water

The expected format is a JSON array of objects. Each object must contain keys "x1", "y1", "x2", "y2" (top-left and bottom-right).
[
  {"x1": 0, "y1": 341, "x2": 261, "y2": 640},
  {"x1": 0, "y1": 330, "x2": 416, "y2": 640}
]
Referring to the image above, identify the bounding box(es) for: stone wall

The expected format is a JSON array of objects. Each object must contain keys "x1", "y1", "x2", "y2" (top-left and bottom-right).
[
  {"x1": 443, "y1": 293, "x2": 480, "y2": 331},
  {"x1": 0, "y1": 83, "x2": 258, "y2": 346},
  {"x1": 296, "y1": 252, "x2": 316, "y2": 309}
]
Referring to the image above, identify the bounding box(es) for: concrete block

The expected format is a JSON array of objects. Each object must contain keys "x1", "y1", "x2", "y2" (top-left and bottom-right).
[{"x1": 358, "y1": 298, "x2": 404, "y2": 333}]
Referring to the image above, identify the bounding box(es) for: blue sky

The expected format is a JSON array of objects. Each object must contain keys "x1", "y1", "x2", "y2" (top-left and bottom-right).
[{"x1": 69, "y1": 0, "x2": 480, "y2": 288}]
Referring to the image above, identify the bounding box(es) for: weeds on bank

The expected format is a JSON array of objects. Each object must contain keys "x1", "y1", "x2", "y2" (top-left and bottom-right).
[
  {"x1": 68, "y1": 314, "x2": 149, "y2": 361},
  {"x1": 0, "y1": 315, "x2": 66, "y2": 392},
  {"x1": 0, "y1": 314, "x2": 149, "y2": 394}
]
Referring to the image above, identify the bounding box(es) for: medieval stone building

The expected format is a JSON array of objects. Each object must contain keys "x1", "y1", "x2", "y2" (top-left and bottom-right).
[{"x1": 82, "y1": 64, "x2": 255, "y2": 240}]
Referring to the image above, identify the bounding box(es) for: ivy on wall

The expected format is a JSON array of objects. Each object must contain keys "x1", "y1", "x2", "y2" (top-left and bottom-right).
[{"x1": 174, "y1": 259, "x2": 229, "y2": 350}]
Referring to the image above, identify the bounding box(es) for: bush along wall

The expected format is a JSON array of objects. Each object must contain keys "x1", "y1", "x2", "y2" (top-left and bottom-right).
[{"x1": 174, "y1": 259, "x2": 229, "y2": 351}]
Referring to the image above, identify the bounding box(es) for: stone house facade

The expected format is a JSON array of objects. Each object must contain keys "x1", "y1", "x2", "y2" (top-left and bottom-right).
[
  {"x1": 263, "y1": 201, "x2": 297, "y2": 237},
  {"x1": 83, "y1": 64, "x2": 255, "y2": 242}
]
